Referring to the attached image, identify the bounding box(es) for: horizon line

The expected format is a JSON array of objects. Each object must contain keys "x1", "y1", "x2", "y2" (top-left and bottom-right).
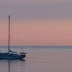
[{"x1": 0, "y1": 46, "x2": 72, "y2": 47}]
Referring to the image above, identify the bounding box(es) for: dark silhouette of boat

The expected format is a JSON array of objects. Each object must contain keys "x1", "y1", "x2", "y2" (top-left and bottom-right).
[{"x1": 0, "y1": 16, "x2": 26, "y2": 59}]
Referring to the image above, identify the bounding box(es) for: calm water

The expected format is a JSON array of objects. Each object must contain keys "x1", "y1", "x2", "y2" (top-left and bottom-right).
[{"x1": 0, "y1": 46, "x2": 72, "y2": 72}]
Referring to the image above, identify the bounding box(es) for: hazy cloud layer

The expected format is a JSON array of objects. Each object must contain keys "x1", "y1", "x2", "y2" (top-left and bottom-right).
[{"x1": 0, "y1": 0, "x2": 72, "y2": 20}]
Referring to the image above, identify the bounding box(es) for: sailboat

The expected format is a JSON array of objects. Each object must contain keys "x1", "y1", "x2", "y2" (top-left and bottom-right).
[{"x1": 0, "y1": 15, "x2": 26, "y2": 59}]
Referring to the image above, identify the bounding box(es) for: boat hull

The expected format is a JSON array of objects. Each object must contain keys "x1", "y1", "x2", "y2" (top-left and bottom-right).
[{"x1": 0, "y1": 53, "x2": 26, "y2": 59}]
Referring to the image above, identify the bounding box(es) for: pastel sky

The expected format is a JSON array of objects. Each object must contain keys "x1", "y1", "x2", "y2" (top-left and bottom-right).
[{"x1": 0, "y1": 0, "x2": 72, "y2": 46}]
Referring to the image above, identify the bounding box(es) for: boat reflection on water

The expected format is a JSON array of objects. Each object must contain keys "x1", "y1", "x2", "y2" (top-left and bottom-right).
[{"x1": 0, "y1": 59, "x2": 25, "y2": 72}]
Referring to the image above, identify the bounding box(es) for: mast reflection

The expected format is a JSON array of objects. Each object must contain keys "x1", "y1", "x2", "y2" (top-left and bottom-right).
[
  {"x1": 8, "y1": 59, "x2": 25, "y2": 72},
  {"x1": 8, "y1": 60, "x2": 10, "y2": 72},
  {"x1": 0, "y1": 59, "x2": 25, "y2": 72}
]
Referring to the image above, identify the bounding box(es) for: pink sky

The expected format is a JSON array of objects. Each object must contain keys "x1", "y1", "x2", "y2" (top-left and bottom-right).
[
  {"x1": 0, "y1": 19, "x2": 72, "y2": 46},
  {"x1": 0, "y1": 0, "x2": 72, "y2": 46}
]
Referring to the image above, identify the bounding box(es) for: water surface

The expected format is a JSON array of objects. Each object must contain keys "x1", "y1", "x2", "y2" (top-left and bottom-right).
[{"x1": 0, "y1": 46, "x2": 72, "y2": 72}]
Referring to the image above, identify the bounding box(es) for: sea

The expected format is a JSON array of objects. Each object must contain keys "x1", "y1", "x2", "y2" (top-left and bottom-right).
[{"x1": 0, "y1": 46, "x2": 72, "y2": 72}]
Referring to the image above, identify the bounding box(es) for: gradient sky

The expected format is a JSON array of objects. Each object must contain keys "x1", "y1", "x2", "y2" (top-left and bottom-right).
[{"x1": 0, "y1": 0, "x2": 72, "y2": 46}]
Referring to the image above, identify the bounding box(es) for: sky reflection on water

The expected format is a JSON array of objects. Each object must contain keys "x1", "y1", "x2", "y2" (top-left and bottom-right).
[{"x1": 0, "y1": 46, "x2": 72, "y2": 72}]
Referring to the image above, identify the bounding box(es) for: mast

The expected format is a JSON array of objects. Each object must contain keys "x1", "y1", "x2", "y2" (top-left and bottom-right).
[{"x1": 8, "y1": 15, "x2": 10, "y2": 53}]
